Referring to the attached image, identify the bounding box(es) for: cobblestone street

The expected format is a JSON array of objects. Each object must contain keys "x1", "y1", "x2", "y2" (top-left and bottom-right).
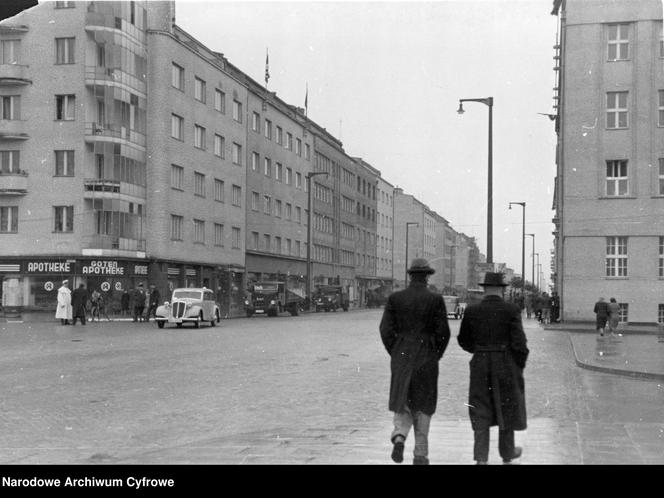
[{"x1": 0, "y1": 310, "x2": 662, "y2": 465}]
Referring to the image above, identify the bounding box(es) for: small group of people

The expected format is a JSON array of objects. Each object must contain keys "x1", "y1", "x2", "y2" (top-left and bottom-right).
[
  {"x1": 55, "y1": 280, "x2": 160, "y2": 325},
  {"x1": 593, "y1": 296, "x2": 621, "y2": 337},
  {"x1": 524, "y1": 291, "x2": 560, "y2": 324},
  {"x1": 380, "y1": 259, "x2": 528, "y2": 465}
]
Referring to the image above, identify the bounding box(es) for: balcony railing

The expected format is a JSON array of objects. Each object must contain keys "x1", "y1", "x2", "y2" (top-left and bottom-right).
[
  {"x1": 82, "y1": 234, "x2": 146, "y2": 252},
  {"x1": 0, "y1": 64, "x2": 31, "y2": 85},
  {"x1": 83, "y1": 178, "x2": 147, "y2": 201},
  {"x1": 0, "y1": 170, "x2": 28, "y2": 195},
  {"x1": 0, "y1": 120, "x2": 28, "y2": 140},
  {"x1": 84, "y1": 122, "x2": 145, "y2": 148}
]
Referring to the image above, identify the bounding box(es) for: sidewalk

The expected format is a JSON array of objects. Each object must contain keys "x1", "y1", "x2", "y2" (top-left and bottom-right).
[{"x1": 543, "y1": 322, "x2": 664, "y2": 381}]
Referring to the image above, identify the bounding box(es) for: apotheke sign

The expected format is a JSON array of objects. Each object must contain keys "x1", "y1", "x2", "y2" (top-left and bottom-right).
[{"x1": 80, "y1": 260, "x2": 125, "y2": 275}]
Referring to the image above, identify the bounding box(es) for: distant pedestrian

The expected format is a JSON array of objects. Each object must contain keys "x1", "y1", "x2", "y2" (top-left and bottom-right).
[
  {"x1": 593, "y1": 297, "x2": 609, "y2": 337},
  {"x1": 71, "y1": 283, "x2": 89, "y2": 326},
  {"x1": 132, "y1": 283, "x2": 146, "y2": 322},
  {"x1": 55, "y1": 279, "x2": 72, "y2": 325},
  {"x1": 147, "y1": 284, "x2": 160, "y2": 321},
  {"x1": 551, "y1": 292, "x2": 560, "y2": 323},
  {"x1": 121, "y1": 289, "x2": 131, "y2": 317},
  {"x1": 458, "y1": 272, "x2": 529, "y2": 465},
  {"x1": 379, "y1": 258, "x2": 451, "y2": 465},
  {"x1": 540, "y1": 292, "x2": 551, "y2": 324},
  {"x1": 607, "y1": 297, "x2": 620, "y2": 335},
  {"x1": 90, "y1": 288, "x2": 112, "y2": 322},
  {"x1": 525, "y1": 293, "x2": 533, "y2": 319}
]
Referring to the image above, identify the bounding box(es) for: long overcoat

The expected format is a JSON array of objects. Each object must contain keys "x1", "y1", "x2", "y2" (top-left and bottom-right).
[
  {"x1": 379, "y1": 281, "x2": 451, "y2": 416},
  {"x1": 55, "y1": 285, "x2": 72, "y2": 320},
  {"x1": 457, "y1": 295, "x2": 528, "y2": 431},
  {"x1": 71, "y1": 287, "x2": 89, "y2": 318}
]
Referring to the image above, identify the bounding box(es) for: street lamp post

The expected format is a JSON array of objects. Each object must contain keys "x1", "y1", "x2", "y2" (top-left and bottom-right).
[
  {"x1": 306, "y1": 171, "x2": 329, "y2": 309},
  {"x1": 525, "y1": 233, "x2": 535, "y2": 291},
  {"x1": 458, "y1": 96, "x2": 493, "y2": 265},
  {"x1": 405, "y1": 222, "x2": 419, "y2": 288},
  {"x1": 509, "y1": 202, "x2": 526, "y2": 300}
]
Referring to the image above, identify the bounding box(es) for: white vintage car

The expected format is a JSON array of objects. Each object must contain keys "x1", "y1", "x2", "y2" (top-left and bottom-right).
[{"x1": 155, "y1": 288, "x2": 220, "y2": 329}]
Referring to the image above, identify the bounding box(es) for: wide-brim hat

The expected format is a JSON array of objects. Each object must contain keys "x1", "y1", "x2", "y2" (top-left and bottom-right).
[
  {"x1": 479, "y1": 272, "x2": 508, "y2": 287},
  {"x1": 62, "y1": 279, "x2": 69, "y2": 284},
  {"x1": 407, "y1": 258, "x2": 435, "y2": 275}
]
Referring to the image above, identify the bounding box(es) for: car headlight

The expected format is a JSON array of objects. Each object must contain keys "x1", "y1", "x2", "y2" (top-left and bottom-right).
[
  {"x1": 186, "y1": 303, "x2": 191, "y2": 309},
  {"x1": 244, "y1": 300, "x2": 250, "y2": 305},
  {"x1": 270, "y1": 300, "x2": 276, "y2": 305}
]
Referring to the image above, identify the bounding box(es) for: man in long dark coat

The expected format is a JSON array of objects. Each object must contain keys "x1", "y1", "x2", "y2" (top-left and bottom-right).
[
  {"x1": 380, "y1": 258, "x2": 451, "y2": 465},
  {"x1": 71, "y1": 283, "x2": 89, "y2": 326},
  {"x1": 458, "y1": 272, "x2": 529, "y2": 464}
]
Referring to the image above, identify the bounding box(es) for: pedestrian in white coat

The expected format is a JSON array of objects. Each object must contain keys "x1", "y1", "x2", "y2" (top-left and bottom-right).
[{"x1": 55, "y1": 279, "x2": 72, "y2": 325}]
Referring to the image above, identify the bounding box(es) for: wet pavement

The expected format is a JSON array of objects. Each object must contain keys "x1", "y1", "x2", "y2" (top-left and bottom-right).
[{"x1": 0, "y1": 311, "x2": 662, "y2": 465}]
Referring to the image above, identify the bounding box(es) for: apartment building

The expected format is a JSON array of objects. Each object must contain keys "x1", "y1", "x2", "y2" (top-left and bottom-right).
[
  {"x1": 375, "y1": 175, "x2": 394, "y2": 286},
  {"x1": 551, "y1": 0, "x2": 664, "y2": 323}
]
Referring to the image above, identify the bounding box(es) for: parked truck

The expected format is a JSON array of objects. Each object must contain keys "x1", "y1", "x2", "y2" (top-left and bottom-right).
[
  {"x1": 313, "y1": 284, "x2": 349, "y2": 312},
  {"x1": 245, "y1": 281, "x2": 305, "y2": 317}
]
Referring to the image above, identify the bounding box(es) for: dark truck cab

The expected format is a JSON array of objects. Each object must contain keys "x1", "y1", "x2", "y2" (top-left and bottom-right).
[
  {"x1": 313, "y1": 284, "x2": 349, "y2": 312},
  {"x1": 245, "y1": 281, "x2": 305, "y2": 317}
]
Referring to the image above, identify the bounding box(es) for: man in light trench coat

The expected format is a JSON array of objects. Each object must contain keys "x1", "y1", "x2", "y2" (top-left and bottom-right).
[
  {"x1": 380, "y1": 258, "x2": 451, "y2": 465},
  {"x1": 55, "y1": 279, "x2": 72, "y2": 325},
  {"x1": 458, "y1": 272, "x2": 529, "y2": 464}
]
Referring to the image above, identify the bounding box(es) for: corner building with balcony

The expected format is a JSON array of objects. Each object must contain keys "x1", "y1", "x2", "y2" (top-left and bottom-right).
[{"x1": 551, "y1": 0, "x2": 664, "y2": 323}]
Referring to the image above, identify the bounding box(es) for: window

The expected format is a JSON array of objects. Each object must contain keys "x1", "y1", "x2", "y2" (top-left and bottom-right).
[
  {"x1": 660, "y1": 237, "x2": 664, "y2": 277},
  {"x1": 232, "y1": 227, "x2": 241, "y2": 249},
  {"x1": 305, "y1": 143, "x2": 311, "y2": 160},
  {"x1": 232, "y1": 184, "x2": 242, "y2": 206},
  {"x1": 263, "y1": 195, "x2": 271, "y2": 215},
  {"x1": 275, "y1": 236, "x2": 282, "y2": 254},
  {"x1": 263, "y1": 234, "x2": 271, "y2": 252},
  {"x1": 55, "y1": 150, "x2": 74, "y2": 176},
  {"x1": 194, "y1": 172, "x2": 205, "y2": 197},
  {"x1": 264, "y1": 119, "x2": 272, "y2": 140},
  {"x1": 193, "y1": 219, "x2": 205, "y2": 244},
  {"x1": 286, "y1": 132, "x2": 293, "y2": 150},
  {"x1": 214, "y1": 134, "x2": 225, "y2": 158},
  {"x1": 232, "y1": 100, "x2": 242, "y2": 123},
  {"x1": 252, "y1": 111, "x2": 260, "y2": 132},
  {"x1": 194, "y1": 77, "x2": 206, "y2": 103},
  {"x1": 251, "y1": 191, "x2": 259, "y2": 211},
  {"x1": 660, "y1": 159, "x2": 664, "y2": 196},
  {"x1": 232, "y1": 143, "x2": 242, "y2": 165},
  {"x1": 660, "y1": 23, "x2": 664, "y2": 57},
  {"x1": 172, "y1": 63, "x2": 184, "y2": 91},
  {"x1": 659, "y1": 90, "x2": 664, "y2": 127},
  {"x1": 286, "y1": 167, "x2": 292, "y2": 185},
  {"x1": 607, "y1": 23, "x2": 629, "y2": 61},
  {"x1": 214, "y1": 89, "x2": 225, "y2": 113},
  {"x1": 0, "y1": 40, "x2": 20, "y2": 64},
  {"x1": 275, "y1": 162, "x2": 282, "y2": 182},
  {"x1": 194, "y1": 125, "x2": 206, "y2": 149},
  {"x1": 659, "y1": 304, "x2": 664, "y2": 323},
  {"x1": 606, "y1": 91, "x2": 628, "y2": 129},
  {"x1": 295, "y1": 240, "x2": 301, "y2": 256},
  {"x1": 286, "y1": 238, "x2": 292, "y2": 255},
  {"x1": 296, "y1": 138, "x2": 302, "y2": 156},
  {"x1": 251, "y1": 231, "x2": 259, "y2": 250},
  {"x1": 54, "y1": 206, "x2": 73, "y2": 232},
  {"x1": 0, "y1": 206, "x2": 18, "y2": 232},
  {"x1": 606, "y1": 236, "x2": 627, "y2": 277},
  {"x1": 55, "y1": 1, "x2": 75, "y2": 7},
  {"x1": 0, "y1": 150, "x2": 20, "y2": 173},
  {"x1": 55, "y1": 37, "x2": 75, "y2": 64},
  {"x1": 171, "y1": 164, "x2": 184, "y2": 190},
  {"x1": 214, "y1": 179, "x2": 225, "y2": 202},
  {"x1": 605, "y1": 160, "x2": 628, "y2": 196},
  {"x1": 264, "y1": 157, "x2": 271, "y2": 177},
  {"x1": 295, "y1": 172, "x2": 302, "y2": 189},
  {"x1": 171, "y1": 114, "x2": 184, "y2": 140},
  {"x1": 214, "y1": 223, "x2": 224, "y2": 246},
  {"x1": 171, "y1": 215, "x2": 183, "y2": 240},
  {"x1": 295, "y1": 206, "x2": 302, "y2": 223},
  {"x1": 618, "y1": 303, "x2": 628, "y2": 323},
  {"x1": 54, "y1": 95, "x2": 75, "y2": 120},
  {"x1": 276, "y1": 126, "x2": 283, "y2": 145},
  {"x1": 251, "y1": 152, "x2": 259, "y2": 171},
  {"x1": 285, "y1": 203, "x2": 292, "y2": 220},
  {"x1": 275, "y1": 200, "x2": 282, "y2": 218}
]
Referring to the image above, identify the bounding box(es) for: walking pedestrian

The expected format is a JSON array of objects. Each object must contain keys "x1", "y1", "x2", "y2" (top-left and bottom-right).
[
  {"x1": 379, "y1": 258, "x2": 451, "y2": 465},
  {"x1": 71, "y1": 283, "x2": 89, "y2": 326},
  {"x1": 90, "y1": 288, "x2": 112, "y2": 322},
  {"x1": 458, "y1": 272, "x2": 529, "y2": 465},
  {"x1": 132, "y1": 283, "x2": 146, "y2": 322},
  {"x1": 551, "y1": 292, "x2": 560, "y2": 323},
  {"x1": 121, "y1": 289, "x2": 131, "y2": 317},
  {"x1": 147, "y1": 284, "x2": 160, "y2": 322},
  {"x1": 593, "y1": 297, "x2": 609, "y2": 337},
  {"x1": 607, "y1": 297, "x2": 620, "y2": 335},
  {"x1": 55, "y1": 279, "x2": 72, "y2": 325},
  {"x1": 540, "y1": 292, "x2": 551, "y2": 325}
]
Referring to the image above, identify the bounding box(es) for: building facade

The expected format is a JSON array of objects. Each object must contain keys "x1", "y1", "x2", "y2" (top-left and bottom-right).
[{"x1": 552, "y1": 0, "x2": 664, "y2": 323}]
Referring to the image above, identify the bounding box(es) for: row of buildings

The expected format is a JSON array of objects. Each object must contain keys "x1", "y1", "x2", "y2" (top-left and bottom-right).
[
  {"x1": 0, "y1": 0, "x2": 499, "y2": 317},
  {"x1": 551, "y1": 0, "x2": 664, "y2": 324}
]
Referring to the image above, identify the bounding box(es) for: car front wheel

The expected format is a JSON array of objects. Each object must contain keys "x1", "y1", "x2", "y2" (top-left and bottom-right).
[
  {"x1": 211, "y1": 311, "x2": 219, "y2": 327},
  {"x1": 157, "y1": 321, "x2": 165, "y2": 329}
]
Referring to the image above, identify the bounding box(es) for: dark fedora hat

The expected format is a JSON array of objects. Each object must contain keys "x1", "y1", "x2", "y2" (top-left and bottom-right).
[
  {"x1": 478, "y1": 272, "x2": 508, "y2": 287},
  {"x1": 407, "y1": 258, "x2": 435, "y2": 275}
]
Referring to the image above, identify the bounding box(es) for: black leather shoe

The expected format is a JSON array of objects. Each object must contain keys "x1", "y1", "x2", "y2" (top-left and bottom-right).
[
  {"x1": 476, "y1": 460, "x2": 488, "y2": 465},
  {"x1": 413, "y1": 456, "x2": 429, "y2": 465},
  {"x1": 503, "y1": 446, "x2": 522, "y2": 464},
  {"x1": 391, "y1": 441, "x2": 404, "y2": 463}
]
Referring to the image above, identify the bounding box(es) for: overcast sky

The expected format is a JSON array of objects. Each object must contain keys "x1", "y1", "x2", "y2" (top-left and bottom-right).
[{"x1": 175, "y1": 0, "x2": 559, "y2": 287}]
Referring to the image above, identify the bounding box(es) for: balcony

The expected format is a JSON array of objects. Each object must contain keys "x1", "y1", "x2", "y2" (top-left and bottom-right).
[
  {"x1": 0, "y1": 64, "x2": 31, "y2": 85},
  {"x1": 83, "y1": 178, "x2": 146, "y2": 203},
  {"x1": 0, "y1": 170, "x2": 28, "y2": 195},
  {"x1": 84, "y1": 122, "x2": 146, "y2": 149},
  {"x1": 0, "y1": 120, "x2": 28, "y2": 140},
  {"x1": 81, "y1": 234, "x2": 146, "y2": 259}
]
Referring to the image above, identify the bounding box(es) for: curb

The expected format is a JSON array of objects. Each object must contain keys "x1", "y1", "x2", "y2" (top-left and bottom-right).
[{"x1": 567, "y1": 333, "x2": 664, "y2": 381}]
